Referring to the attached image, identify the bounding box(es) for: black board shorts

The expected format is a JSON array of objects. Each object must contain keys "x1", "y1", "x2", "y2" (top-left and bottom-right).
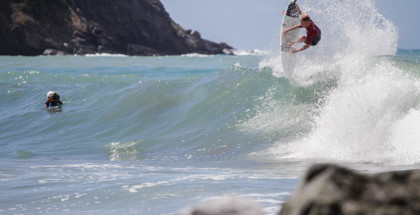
[{"x1": 311, "y1": 27, "x2": 321, "y2": 46}]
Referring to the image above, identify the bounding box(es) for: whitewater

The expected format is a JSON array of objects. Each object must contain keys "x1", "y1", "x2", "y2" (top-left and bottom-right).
[{"x1": 1, "y1": 0, "x2": 420, "y2": 214}]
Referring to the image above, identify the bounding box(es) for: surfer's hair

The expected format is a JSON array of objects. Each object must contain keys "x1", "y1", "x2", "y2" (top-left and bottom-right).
[{"x1": 302, "y1": 16, "x2": 311, "y2": 22}]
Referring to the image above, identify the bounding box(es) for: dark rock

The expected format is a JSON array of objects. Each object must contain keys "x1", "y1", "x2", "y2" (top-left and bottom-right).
[
  {"x1": 127, "y1": 43, "x2": 158, "y2": 56},
  {"x1": 186, "y1": 29, "x2": 201, "y2": 38},
  {"x1": 92, "y1": 27, "x2": 103, "y2": 36},
  {"x1": 279, "y1": 164, "x2": 420, "y2": 215},
  {"x1": 0, "y1": 0, "x2": 234, "y2": 56}
]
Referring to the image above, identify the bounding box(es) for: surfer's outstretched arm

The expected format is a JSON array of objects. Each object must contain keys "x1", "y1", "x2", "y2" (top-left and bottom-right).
[{"x1": 283, "y1": 25, "x2": 300, "y2": 34}]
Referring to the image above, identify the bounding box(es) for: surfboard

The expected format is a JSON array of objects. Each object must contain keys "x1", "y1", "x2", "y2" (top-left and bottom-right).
[
  {"x1": 45, "y1": 104, "x2": 62, "y2": 113},
  {"x1": 281, "y1": 0, "x2": 300, "y2": 78}
]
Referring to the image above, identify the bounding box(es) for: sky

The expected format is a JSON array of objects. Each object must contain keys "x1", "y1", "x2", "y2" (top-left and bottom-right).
[{"x1": 161, "y1": 0, "x2": 420, "y2": 51}]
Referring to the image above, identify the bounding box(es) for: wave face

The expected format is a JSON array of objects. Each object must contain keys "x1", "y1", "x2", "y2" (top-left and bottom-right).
[
  {"x1": 0, "y1": 55, "x2": 279, "y2": 161},
  {"x1": 2, "y1": 51, "x2": 420, "y2": 165}
]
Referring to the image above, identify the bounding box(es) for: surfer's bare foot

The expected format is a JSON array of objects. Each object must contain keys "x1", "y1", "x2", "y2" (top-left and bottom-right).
[{"x1": 287, "y1": 42, "x2": 294, "y2": 48}]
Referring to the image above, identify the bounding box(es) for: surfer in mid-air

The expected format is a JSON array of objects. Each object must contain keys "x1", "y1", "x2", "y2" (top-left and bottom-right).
[{"x1": 282, "y1": 3, "x2": 321, "y2": 54}]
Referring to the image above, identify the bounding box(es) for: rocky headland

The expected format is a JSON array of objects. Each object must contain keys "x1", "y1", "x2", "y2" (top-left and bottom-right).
[{"x1": 0, "y1": 0, "x2": 233, "y2": 56}]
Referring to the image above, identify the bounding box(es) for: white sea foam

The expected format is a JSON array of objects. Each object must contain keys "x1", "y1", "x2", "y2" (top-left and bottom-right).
[
  {"x1": 233, "y1": 49, "x2": 269, "y2": 56},
  {"x1": 389, "y1": 109, "x2": 420, "y2": 164},
  {"x1": 278, "y1": 60, "x2": 420, "y2": 164},
  {"x1": 84, "y1": 53, "x2": 128, "y2": 57},
  {"x1": 181, "y1": 53, "x2": 213, "y2": 57}
]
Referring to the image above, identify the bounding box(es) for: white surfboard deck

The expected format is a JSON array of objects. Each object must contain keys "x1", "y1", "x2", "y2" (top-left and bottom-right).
[{"x1": 281, "y1": 0, "x2": 300, "y2": 79}]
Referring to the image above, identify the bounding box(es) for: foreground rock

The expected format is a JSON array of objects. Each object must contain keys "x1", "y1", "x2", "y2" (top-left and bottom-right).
[
  {"x1": 0, "y1": 0, "x2": 233, "y2": 56},
  {"x1": 279, "y1": 164, "x2": 420, "y2": 215},
  {"x1": 179, "y1": 164, "x2": 420, "y2": 215},
  {"x1": 179, "y1": 196, "x2": 264, "y2": 215}
]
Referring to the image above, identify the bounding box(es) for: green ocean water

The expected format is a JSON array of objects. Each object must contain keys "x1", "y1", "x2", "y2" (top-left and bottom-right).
[{"x1": 1, "y1": 50, "x2": 419, "y2": 214}]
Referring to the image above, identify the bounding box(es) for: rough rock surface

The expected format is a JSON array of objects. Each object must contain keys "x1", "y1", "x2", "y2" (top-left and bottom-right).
[
  {"x1": 0, "y1": 0, "x2": 233, "y2": 56},
  {"x1": 279, "y1": 164, "x2": 420, "y2": 215}
]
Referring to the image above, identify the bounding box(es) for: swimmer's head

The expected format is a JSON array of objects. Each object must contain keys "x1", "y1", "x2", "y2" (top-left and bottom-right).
[{"x1": 47, "y1": 91, "x2": 56, "y2": 98}]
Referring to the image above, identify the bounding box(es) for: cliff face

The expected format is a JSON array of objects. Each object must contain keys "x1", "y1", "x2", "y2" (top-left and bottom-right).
[{"x1": 0, "y1": 0, "x2": 233, "y2": 56}]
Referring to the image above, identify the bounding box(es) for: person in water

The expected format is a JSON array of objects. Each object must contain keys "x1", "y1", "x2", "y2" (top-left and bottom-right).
[
  {"x1": 283, "y1": 8, "x2": 321, "y2": 54},
  {"x1": 45, "y1": 91, "x2": 63, "y2": 107}
]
